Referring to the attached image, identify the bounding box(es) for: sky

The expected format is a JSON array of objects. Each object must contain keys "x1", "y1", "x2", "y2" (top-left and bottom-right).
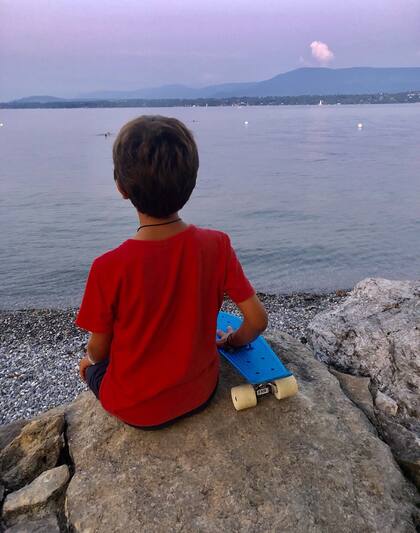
[{"x1": 1, "y1": 0, "x2": 419, "y2": 100}]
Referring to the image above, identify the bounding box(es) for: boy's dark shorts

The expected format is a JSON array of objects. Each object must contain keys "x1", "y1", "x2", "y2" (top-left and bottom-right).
[{"x1": 85, "y1": 358, "x2": 218, "y2": 430}]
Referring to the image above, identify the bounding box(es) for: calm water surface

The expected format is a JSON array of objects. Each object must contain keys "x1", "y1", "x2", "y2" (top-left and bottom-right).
[{"x1": 0, "y1": 104, "x2": 419, "y2": 309}]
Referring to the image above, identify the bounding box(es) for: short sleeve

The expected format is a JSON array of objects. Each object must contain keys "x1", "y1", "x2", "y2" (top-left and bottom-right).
[
  {"x1": 223, "y1": 234, "x2": 255, "y2": 304},
  {"x1": 75, "y1": 258, "x2": 115, "y2": 333}
]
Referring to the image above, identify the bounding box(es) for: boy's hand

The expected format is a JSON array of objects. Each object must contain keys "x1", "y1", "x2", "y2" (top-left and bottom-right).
[
  {"x1": 79, "y1": 356, "x2": 93, "y2": 382},
  {"x1": 216, "y1": 326, "x2": 235, "y2": 348}
]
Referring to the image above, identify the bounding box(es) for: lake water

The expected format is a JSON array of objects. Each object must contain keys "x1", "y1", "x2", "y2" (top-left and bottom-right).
[{"x1": 0, "y1": 104, "x2": 419, "y2": 309}]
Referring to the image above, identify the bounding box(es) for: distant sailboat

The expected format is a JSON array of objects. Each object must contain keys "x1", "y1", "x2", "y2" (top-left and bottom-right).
[{"x1": 318, "y1": 100, "x2": 323, "y2": 106}]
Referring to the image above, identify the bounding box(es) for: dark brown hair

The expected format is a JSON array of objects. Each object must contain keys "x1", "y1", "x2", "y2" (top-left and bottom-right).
[{"x1": 113, "y1": 115, "x2": 199, "y2": 218}]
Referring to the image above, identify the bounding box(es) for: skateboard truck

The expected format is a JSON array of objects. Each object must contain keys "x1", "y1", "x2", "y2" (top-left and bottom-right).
[
  {"x1": 230, "y1": 376, "x2": 298, "y2": 410},
  {"x1": 255, "y1": 383, "x2": 271, "y2": 397},
  {"x1": 254, "y1": 380, "x2": 291, "y2": 398}
]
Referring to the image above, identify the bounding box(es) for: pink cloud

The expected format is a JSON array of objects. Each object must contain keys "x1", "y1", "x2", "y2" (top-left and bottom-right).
[{"x1": 310, "y1": 41, "x2": 334, "y2": 64}]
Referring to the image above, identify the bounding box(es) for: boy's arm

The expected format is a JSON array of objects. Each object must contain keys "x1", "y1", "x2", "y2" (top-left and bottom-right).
[
  {"x1": 216, "y1": 294, "x2": 268, "y2": 348},
  {"x1": 86, "y1": 331, "x2": 113, "y2": 363},
  {"x1": 79, "y1": 331, "x2": 113, "y2": 383},
  {"x1": 218, "y1": 234, "x2": 268, "y2": 348},
  {"x1": 225, "y1": 294, "x2": 268, "y2": 347},
  {"x1": 75, "y1": 258, "x2": 115, "y2": 381}
]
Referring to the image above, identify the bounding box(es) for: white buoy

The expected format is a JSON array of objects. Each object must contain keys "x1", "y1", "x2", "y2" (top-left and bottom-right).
[
  {"x1": 357, "y1": 122, "x2": 363, "y2": 129},
  {"x1": 244, "y1": 120, "x2": 249, "y2": 125}
]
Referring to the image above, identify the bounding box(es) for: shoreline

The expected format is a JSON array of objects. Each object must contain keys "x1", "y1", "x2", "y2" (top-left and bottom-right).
[
  {"x1": 0, "y1": 290, "x2": 348, "y2": 425},
  {"x1": 2, "y1": 93, "x2": 420, "y2": 108},
  {"x1": 0, "y1": 288, "x2": 351, "y2": 313}
]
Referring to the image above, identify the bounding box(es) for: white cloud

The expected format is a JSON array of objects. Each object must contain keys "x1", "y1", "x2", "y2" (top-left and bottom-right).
[{"x1": 310, "y1": 41, "x2": 334, "y2": 64}]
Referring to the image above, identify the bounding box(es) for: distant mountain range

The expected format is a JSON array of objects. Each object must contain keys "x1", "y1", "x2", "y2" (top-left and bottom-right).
[
  {"x1": 11, "y1": 95, "x2": 66, "y2": 104},
  {"x1": 7, "y1": 67, "x2": 420, "y2": 104}
]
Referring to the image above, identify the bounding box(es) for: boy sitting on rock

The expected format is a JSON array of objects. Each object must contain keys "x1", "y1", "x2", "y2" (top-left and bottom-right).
[{"x1": 75, "y1": 115, "x2": 268, "y2": 429}]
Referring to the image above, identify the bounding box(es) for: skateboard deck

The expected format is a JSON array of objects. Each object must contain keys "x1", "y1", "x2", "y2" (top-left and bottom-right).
[{"x1": 216, "y1": 311, "x2": 298, "y2": 410}]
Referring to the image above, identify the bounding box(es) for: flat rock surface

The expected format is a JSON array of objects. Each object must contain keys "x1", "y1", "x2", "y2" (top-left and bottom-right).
[
  {"x1": 0, "y1": 414, "x2": 64, "y2": 492},
  {"x1": 64, "y1": 331, "x2": 417, "y2": 533}
]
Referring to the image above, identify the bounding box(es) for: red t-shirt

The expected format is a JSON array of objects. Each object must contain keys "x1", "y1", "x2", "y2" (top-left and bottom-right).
[{"x1": 75, "y1": 224, "x2": 255, "y2": 426}]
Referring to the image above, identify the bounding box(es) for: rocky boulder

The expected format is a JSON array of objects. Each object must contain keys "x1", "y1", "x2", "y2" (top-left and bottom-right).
[
  {"x1": 0, "y1": 414, "x2": 65, "y2": 492},
  {"x1": 3, "y1": 465, "x2": 70, "y2": 528},
  {"x1": 308, "y1": 277, "x2": 420, "y2": 487},
  {"x1": 63, "y1": 331, "x2": 417, "y2": 532}
]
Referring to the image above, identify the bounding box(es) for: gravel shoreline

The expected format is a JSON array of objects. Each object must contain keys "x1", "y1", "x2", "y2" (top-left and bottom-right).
[{"x1": 0, "y1": 291, "x2": 348, "y2": 425}]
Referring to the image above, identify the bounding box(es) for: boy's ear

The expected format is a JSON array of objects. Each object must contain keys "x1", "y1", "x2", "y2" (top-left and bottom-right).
[{"x1": 115, "y1": 178, "x2": 129, "y2": 199}]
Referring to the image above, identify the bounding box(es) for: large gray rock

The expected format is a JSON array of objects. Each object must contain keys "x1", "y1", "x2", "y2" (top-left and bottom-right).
[
  {"x1": 0, "y1": 414, "x2": 65, "y2": 491},
  {"x1": 3, "y1": 465, "x2": 70, "y2": 524},
  {"x1": 308, "y1": 278, "x2": 420, "y2": 487},
  {"x1": 64, "y1": 331, "x2": 417, "y2": 533}
]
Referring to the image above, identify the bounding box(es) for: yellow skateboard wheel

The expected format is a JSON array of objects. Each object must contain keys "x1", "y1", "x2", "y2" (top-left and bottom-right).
[
  {"x1": 273, "y1": 376, "x2": 298, "y2": 400},
  {"x1": 231, "y1": 384, "x2": 257, "y2": 411}
]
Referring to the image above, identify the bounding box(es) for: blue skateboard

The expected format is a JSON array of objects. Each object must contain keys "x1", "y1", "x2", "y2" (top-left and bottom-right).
[{"x1": 217, "y1": 311, "x2": 298, "y2": 410}]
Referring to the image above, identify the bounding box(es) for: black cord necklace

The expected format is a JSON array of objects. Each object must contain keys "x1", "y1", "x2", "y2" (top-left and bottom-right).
[{"x1": 137, "y1": 218, "x2": 181, "y2": 232}]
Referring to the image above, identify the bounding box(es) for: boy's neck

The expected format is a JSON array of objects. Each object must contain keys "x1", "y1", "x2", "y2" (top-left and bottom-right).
[
  {"x1": 132, "y1": 211, "x2": 188, "y2": 241},
  {"x1": 138, "y1": 212, "x2": 179, "y2": 227}
]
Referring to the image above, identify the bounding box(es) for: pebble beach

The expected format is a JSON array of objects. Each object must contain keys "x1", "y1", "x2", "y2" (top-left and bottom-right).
[{"x1": 0, "y1": 291, "x2": 347, "y2": 425}]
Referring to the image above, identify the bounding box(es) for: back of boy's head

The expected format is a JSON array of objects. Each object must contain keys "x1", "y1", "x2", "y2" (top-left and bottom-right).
[{"x1": 113, "y1": 115, "x2": 199, "y2": 218}]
